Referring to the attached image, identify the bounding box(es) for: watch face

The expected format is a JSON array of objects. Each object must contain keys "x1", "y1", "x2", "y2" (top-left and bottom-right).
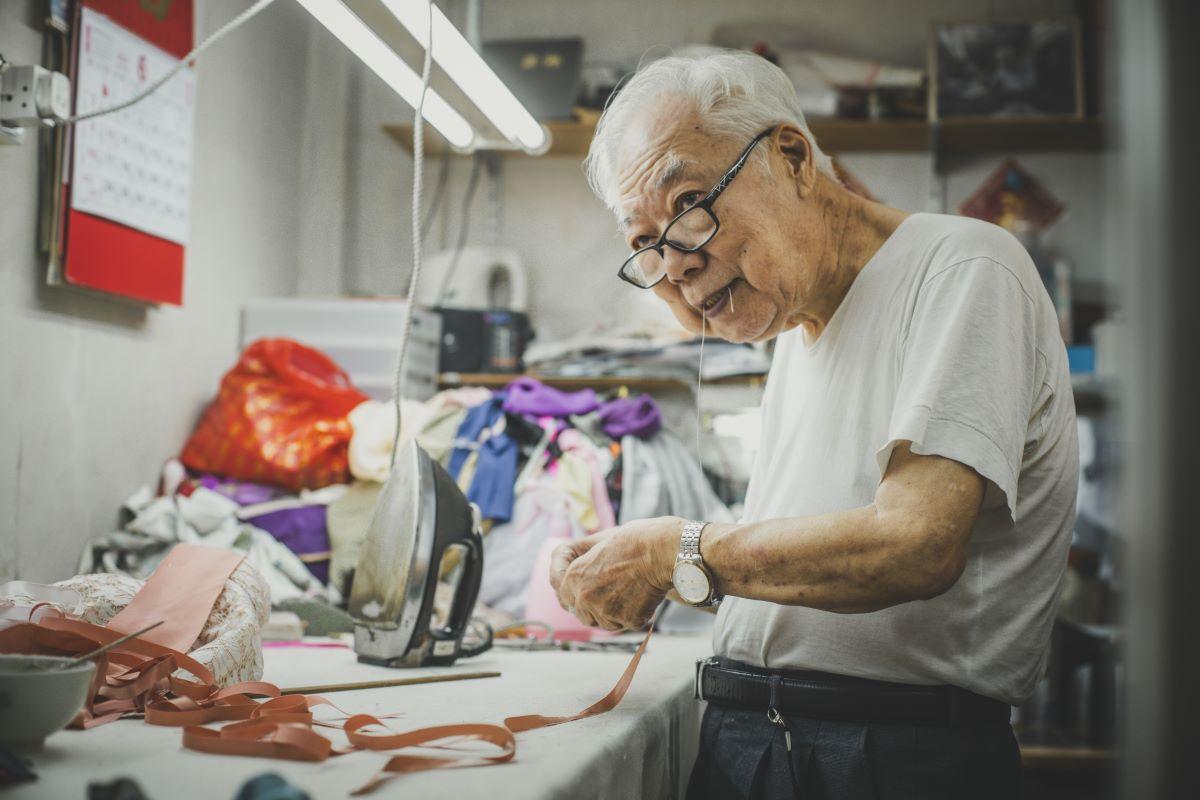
[{"x1": 673, "y1": 561, "x2": 711, "y2": 605}]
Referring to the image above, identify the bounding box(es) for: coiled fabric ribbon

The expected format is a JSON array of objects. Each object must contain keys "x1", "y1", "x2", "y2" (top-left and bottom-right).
[{"x1": 0, "y1": 543, "x2": 656, "y2": 795}]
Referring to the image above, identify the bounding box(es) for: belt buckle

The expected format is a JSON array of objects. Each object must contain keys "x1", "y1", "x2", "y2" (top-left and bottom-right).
[{"x1": 694, "y1": 657, "x2": 717, "y2": 701}]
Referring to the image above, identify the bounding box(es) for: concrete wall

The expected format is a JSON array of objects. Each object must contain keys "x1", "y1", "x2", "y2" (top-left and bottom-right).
[{"x1": 0, "y1": 0, "x2": 321, "y2": 581}]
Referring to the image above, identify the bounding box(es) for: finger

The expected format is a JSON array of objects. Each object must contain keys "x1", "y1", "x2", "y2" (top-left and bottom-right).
[{"x1": 549, "y1": 541, "x2": 583, "y2": 593}]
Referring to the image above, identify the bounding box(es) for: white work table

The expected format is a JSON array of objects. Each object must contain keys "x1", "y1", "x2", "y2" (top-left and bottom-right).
[{"x1": 12, "y1": 632, "x2": 712, "y2": 799}]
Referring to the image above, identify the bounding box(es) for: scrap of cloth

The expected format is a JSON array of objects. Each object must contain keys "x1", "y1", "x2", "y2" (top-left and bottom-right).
[
  {"x1": 107, "y1": 545, "x2": 244, "y2": 651},
  {"x1": 0, "y1": 538, "x2": 661, "y2": 796},
  {"x1": 553, "y1": 428, "x2": 617, "y2": 533},
  {"x1": 618, "y1": 430, "x2": 733, "y2": 525},
  {"x1": 479, "y1": 482, "x2": 584, "y2": 617},
  {"x1": 346, "y1": 398, "x2": 431, "y2": 483},
  {"x1": 502, "y1": 377, "x2": 600, "y2": 418},
  {"x1": 598, "y1": 394, "x2": 663, "y2": 440},
  {"x1": 447, "y1": 394, "x2": 518, "y2": 523},
  {"x1": 242, "y1": 504, "x2": 332, "y2": 585},
  {"x1": 78, "y1": 485, "x2": 325, "y2": 604}
]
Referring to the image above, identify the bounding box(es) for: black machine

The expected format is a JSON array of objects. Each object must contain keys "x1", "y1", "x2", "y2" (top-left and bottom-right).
[
  {"x1": 481, "y1": 37, "x2": 584, "y2": 121},
  {"x1": 436, "y1": 307, "x2": 533, "y2": 374}
]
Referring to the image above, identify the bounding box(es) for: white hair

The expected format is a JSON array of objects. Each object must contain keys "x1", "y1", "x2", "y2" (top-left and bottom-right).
[{"x1": 584, "y1": 49, "x2": 836, "y2": 214}]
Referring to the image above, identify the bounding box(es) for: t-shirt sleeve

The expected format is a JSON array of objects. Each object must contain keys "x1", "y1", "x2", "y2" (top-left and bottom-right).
[{"x1": 876, "y1": 256, "x2": 1042, "y2": 520}]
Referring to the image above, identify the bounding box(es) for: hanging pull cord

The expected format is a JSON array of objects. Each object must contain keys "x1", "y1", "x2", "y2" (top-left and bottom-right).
[{"x1": 389, "y1": 0, "x2": 434, "y2": 468}]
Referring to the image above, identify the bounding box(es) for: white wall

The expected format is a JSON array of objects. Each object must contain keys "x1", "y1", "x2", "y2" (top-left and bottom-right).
[
  {"x1": 0, "y1": 0, "x2": 322, "y2": 581},
  {"x1": 335, "y1": 0, "x2": 1110, "y2": 342}
]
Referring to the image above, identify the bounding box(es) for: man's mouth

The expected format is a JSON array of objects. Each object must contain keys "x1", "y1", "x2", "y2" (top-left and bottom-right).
[{"x1": 698, "y1": 280, "x2": 737, "y2": 318}]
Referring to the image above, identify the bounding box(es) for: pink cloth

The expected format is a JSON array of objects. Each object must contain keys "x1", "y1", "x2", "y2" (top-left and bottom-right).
[
  {"x1": 523, "y1": 537, "x2": 615, "y2": 641},
  {"x1": 555, "y1": 429, "x2": 616, "y2": 532}
]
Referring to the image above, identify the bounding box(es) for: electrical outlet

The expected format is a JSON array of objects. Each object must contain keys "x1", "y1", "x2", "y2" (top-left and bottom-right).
[{"x1": 1, "y1": 64, "x2": 72, "y2": 126}]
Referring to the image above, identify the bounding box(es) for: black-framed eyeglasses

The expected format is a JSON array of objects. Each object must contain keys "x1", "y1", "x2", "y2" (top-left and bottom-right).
[{"x1": 618, "y1": 126, "x2": 775, "y2": 289}]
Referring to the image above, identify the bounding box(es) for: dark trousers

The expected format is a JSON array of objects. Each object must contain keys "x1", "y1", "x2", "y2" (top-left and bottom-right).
[{"x1": 686, "y1": 703, "x2": 1021, "y2": 800}]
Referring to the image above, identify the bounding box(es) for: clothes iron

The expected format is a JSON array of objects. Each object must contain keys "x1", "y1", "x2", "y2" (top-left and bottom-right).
[{"x1": 349, "y1": 438, "x2": 486, "y2": 667}]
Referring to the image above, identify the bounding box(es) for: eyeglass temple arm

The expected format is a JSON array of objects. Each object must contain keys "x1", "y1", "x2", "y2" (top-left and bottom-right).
[{"x1": 702, "y1": 127, "x2": 776, "y2": 206}]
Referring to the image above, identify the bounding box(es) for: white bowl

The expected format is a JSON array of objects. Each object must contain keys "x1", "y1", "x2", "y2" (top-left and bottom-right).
[{"x1": 0, "y1": 654, "x2": 96, "y2": 751}]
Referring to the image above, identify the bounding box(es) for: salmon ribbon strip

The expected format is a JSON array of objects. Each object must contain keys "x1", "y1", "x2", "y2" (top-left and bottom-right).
[{"x1": 0, "y1": 543, "x2": 656, "y2": 794}]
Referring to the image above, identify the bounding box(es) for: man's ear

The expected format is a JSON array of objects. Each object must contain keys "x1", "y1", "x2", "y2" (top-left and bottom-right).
[{"x1": 775, "y1": 125, "x2": 817, "y2": 198}]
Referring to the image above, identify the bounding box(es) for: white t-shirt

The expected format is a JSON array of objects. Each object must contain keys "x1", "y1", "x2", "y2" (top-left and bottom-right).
[{"x1": 713, "y1": 213, "x2": 1078, "y2": 706}]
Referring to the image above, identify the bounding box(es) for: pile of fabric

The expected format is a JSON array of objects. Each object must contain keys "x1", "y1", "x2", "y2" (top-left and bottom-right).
[
  {"x1": 79, "y1": 463, "x2": 346, "y2": 607},
  {"x1": 79, "y1": 339, "x2": 366, "y2": 609},
  {"x1": 349, "y1": 375, "x2": 731, "y2": 618},
  {"x1": 79, "y1": 339, "x2": 730, "y2": 628},
  {"x1": 524, "y1": 327, "x2": 770, "y2": 381}
]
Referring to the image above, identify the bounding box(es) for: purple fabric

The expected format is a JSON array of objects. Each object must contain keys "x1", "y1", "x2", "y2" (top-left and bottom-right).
[
  {"x1": 598, "y1": 394, "x2": 663, "y2": 440},
  {"x1": 502, "y1": 377, "x2": 600, "y2": 418},
  {"x1": 198, "y1": 474, "x2": 281, "y2": 506},
  {"x1": 244, "y1": 505, "x2": 331, "y2": 583}
]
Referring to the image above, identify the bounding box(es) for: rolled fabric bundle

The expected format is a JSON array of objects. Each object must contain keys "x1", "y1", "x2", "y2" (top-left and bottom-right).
[
  {"x1": 598, "y1": 394, "x2": 662, "y2": 440},
  {"x1": 55, "y1": 555, "x2": 270, "y2": 687},
  {"x1": 502, "y1": 377, "x2": 599, "y2": 418}
]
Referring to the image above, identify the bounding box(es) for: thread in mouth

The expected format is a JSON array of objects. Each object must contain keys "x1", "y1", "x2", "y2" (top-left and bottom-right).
[{"x1": 701, "y1": 280, "x2": 735, "y2": 311}]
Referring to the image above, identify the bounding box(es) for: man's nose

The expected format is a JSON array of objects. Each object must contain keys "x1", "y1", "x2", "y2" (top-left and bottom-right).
[{"x1": 663, "y1": 246, "x2": 704, "y2": 284}]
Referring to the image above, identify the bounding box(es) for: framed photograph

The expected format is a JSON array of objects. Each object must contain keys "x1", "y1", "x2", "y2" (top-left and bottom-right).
[{"x1": 929, "y1": 17, "x2": 1084, "y2": 121}]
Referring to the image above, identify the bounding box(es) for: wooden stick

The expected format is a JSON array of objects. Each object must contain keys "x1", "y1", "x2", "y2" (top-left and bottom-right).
[
  {"x1": 281, "y1": 670, "x2": 501, "y2": 695},
  {"x1": 60, "y1": 620, "x2": 165, "y2": 670}
]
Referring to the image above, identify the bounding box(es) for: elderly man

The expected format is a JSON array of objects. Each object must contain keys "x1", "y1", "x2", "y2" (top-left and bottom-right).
[{"x1": 550, "y1": 52, "x2": 1077, "y2": 799}]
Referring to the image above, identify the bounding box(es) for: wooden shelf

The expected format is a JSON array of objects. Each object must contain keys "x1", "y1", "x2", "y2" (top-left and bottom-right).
[
  {"x1": 935, "y1": 118, "x2": 1104, "y2": 154},
  {"x1": 1019, "y1": 744, "x2": 1118, "y2": 771},
  {"x1": 385, "y1": 117, "x2": 1104, "y2": 157},
  {"x1": 437, "y1": 372, "x2": 765, "y2": 391}
]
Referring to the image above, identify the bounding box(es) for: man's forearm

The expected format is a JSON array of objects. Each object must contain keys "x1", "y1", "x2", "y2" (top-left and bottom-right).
[
  {"x1": 643, "y1": 446, "x2": 980, "y2": 615},
  {"x1": 666, "y1": 506, "x2": 967, "y2": 614}
]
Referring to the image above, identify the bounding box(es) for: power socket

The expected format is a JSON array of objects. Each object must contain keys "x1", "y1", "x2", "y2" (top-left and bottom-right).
[{"x1": 1, "y1": 64, "x2": 72, "y2": 126}]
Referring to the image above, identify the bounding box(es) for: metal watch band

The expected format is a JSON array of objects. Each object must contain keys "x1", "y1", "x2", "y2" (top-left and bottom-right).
[{"x1": 680, "y1": 520, "x2": 707, "y2": 559}]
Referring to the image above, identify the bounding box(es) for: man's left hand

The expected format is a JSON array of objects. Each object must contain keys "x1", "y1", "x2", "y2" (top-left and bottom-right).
[{"x1": 549, "y1": 516, "x2": 682, "y2": 631}]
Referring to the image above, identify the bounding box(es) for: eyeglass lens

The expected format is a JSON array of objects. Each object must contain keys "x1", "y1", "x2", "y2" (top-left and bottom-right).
[{"x1": 623, "y1": 206, "x2": 717, "y2": 287}]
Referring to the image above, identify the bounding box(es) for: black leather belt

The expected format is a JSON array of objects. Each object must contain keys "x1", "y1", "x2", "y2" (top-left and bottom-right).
[{"x1": 695, "y1": 657, "x2": 1011, "y2": 727}]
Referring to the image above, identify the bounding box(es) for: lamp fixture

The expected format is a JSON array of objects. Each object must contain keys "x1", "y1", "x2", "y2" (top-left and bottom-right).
[
  {"x1": 292, "y1": 0, "x2": 475, "y2": 149},
  {"x1": 380, "y1": 0, "x2": 548, "y2": 153}
]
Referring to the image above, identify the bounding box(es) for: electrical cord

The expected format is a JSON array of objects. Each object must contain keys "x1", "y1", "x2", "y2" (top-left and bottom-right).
[
  {"x1": 460, "y1": 617, "x2": 494, "y2": 658},
  {"x1": 420, "y1": 147, "x2": 452, "y2": 243},
  {"x1": 63, "y1": 0, "x2": 279, "y2": 125},
  {"x1": 435, "y1": 151, "x2": 484, "y2": 305},
  {"x1": 390, "y1": 0, "x2": 435, "y2": 466},
  {"x1": 696, "y1": 315, "x2": 706, "y2": 463}
]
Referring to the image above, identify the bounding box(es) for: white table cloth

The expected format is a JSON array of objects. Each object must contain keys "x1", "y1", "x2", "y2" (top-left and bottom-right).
[{"x1": 12, "y1": 632, "x2": 712, "y2": 799}]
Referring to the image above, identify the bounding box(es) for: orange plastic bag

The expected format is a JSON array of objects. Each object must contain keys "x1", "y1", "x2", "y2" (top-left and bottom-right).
[{"x1": 181, "y1": 339, "x2": 369, "y2": 491}]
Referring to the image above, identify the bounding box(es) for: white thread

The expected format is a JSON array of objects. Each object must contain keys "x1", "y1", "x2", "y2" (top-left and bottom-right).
[
  {"x1": 696, "y1": 314, "x2": 706, "y2": 465},
  {"x1": 390, "y1": 0, "x2": 434, "y2": 467},
  {"x1": 65, "y1": 0, "x2": 279, "y2": 125}
]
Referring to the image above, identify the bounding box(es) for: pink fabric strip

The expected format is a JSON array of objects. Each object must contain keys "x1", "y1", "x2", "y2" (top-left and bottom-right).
[{"x1": 106, "y1": 543, "x2": 244, "y2": 652}]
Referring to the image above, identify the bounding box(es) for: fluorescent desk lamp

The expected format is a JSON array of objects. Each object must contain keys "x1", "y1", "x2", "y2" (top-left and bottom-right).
[
  {"x1": 292, "y1": 0, "x2": 474, "y2": 149},
  {"x1": 380, "y1": 0, "x2": 548, "y2": 153},
  {"x1": 296, "y1": 0, "x2": 547, "y2": 154}
]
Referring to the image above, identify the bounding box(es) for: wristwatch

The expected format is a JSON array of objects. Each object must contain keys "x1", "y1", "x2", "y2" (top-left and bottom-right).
[{"x1": 672, "y1": 520, "x2": 719, "y2": 607}]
